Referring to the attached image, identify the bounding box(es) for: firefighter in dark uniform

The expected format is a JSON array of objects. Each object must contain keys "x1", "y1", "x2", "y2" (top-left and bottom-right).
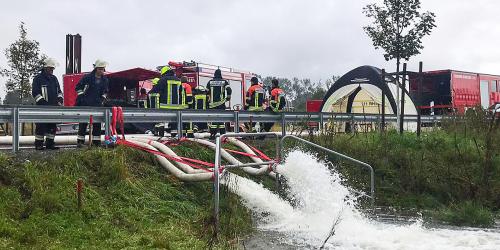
[
  {"x1": 206, "y1": 69, "x2": 231, "y2": 138},
  {"x1": 137, "y1": 88, "x2": 148, "y2": 108},
  {"x1": 75, "y1": 59, "x2": 109, "y2": 147},
  {"x1": 181, "y1": 76, "x2": 194, "y2": 138},
  {"x1": 192, "y1": 85, "x2": 209, "y2": 133},
  {"x1": 245, "y1": 77, "x2": 265, "y2": 132},
  {"x1": 148, "y1": 77, "x2": 163, "y2": 135},
  {"x1": 148, "y1": 66, "x2": 185, "y2": 138},
  {"x1": 263, "y1": 78, "x2": 287, "y2": 132},
  {"x1": 32, "y1": 58, "x2": 63, "y2": 150}
]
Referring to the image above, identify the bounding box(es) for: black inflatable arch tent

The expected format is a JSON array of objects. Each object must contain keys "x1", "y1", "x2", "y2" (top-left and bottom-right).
[{"x1": 320, "y1": 65, "x2": 415, "y2": 115}]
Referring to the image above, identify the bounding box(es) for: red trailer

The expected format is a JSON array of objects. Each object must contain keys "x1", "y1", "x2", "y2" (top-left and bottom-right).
[
  {"x1": 63, "y1": 67, "x2": 160, "y2": 107},
  {"x1": 409, "y1": 70, "x2": 500, "y2": 114}
]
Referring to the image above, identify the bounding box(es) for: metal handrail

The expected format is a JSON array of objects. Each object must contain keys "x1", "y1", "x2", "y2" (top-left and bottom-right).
[
  {"x1": 280, "y1": 135, "x2": 375, "y2": 205},
  {"x1": 213, "y1": 132, "x2": 279, "y2": 236}
]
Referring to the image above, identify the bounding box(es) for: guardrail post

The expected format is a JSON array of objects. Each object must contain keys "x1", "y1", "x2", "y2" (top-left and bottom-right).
[
  {"x1": 399, "y1": 63, "x2": 407, "y2": 134},
  {"x1": 319, "y1": 112, "x2": 324, "y2": 133},
  {"x1": 381, "y1": 69, "x2": 386, "y2": 133},
  {"x1": 177, "y1": 110, "x2": 182, "y2": 140},
  {"x1": 12, "y1": 107, "x2": 19, "y2": 153},
  {"x1": 281, "y1": 113, "x2": 286, "y2": 137},
  {"x1": 213, "y1": 135, "x2": 221, "y2": 236},
  {"x1": 234, "y1": 111, "x2": 239, "y2": 133},
  {"x1": 104, "y1": 108, "x2": 111, "y2": 138},
  {"x1": 212, "y1": 132, "x2": 279, "y2": 236},
  {"x1": 417, "y1": 61, "x2": 423, "y2": 136}
]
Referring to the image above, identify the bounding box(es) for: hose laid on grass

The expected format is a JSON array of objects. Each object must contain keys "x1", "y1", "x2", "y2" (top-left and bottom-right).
[
  {"x1": 128, "y1": 139, "x2": 213, "y2": 182},
  {"x1": 132, "y1": 138, "x2": 207, "y2": 174}
]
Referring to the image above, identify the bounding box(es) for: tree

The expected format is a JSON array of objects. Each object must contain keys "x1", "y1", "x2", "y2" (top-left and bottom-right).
[
  {"x1": 363, "y1": 0, "x2": 436, "y2": 124},
  {"x1": 0, "y1": 22, "x2": 46, "y2": 99},
  {"x1": 263, "y1": 76, "x2": 330, "y2": 111}
]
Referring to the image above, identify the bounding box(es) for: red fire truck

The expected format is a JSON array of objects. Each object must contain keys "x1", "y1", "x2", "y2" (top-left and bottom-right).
[
  {"x1": 409, "y1": 70, "x2": 500, "y2": 114},
  {"x1": 167, "y1": 61, "x2": 256, "y2": 109},
  {"x1": 63, "y1": 61, "x2": 256, "y2": 109}
]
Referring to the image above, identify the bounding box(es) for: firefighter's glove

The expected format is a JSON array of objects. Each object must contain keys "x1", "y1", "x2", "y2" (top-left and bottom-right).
[
  {"x1": 37, "y1": 99, "x2": 49, "y2": 105},
  {"x1": 57, "y1": 97, "x2": 64, "y2": 106}
]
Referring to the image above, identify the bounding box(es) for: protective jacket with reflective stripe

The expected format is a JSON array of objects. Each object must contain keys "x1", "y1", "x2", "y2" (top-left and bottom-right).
[
  {"x1": 32, "y1": 70, "x2": 63, "y2": 105},
  {"x1": 269, "y1": 87, "x2": 286, "y2": 112},
  {"x1": 149, "y1": 71, "x2": 185, "y2": 109},
  {"x1": 193, "y1": 88, "x2": 208, "y2": 110},
  {"x1": 75, "y1": 70, "x2": 109, "y2": 106},
  {"x1": 206, "y1": 78, "x2": 231, "y2": 108},
  {"x1": 245, "y1": 84, "x2": 265, "y2": 111},
  {"x1": 182, "y1": 82, "x2": 193, "y2": 108}
]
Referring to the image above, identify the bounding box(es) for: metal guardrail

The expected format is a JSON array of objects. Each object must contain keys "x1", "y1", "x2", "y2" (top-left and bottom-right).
[
  {"x1": 280, "y1": 135, "x2": 375, "y2": 205},
  {"x1": 1, "y1": 105, "x2": 445, "y2": 152}
]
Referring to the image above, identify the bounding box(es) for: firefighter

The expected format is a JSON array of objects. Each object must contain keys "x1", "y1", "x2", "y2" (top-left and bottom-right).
[
  {"x1": 192, "y1": 85, "x2": 209, "y2": 133},
  {"x1": 75, "y1": 59, "x2": 109, "y2": 147},
  {"x1": 245, "y1": 77, "x2": 265, "y2": 132},
  {"x1": 181, "y1": 76, "x2": 194, "y2": 138},
  {"x1": 263, "y1": 78, "x2": 287, "y2": 132},
  {"x1": 137, "y1": 88, "x2": 148, "y2": 108},
  {"x1": 32, "y1": 58, "x2": 63, "y2": 150},
  {"x1": 148, "y1": 66, "x2": 185, "y2": 138},
  {"x1": 206, "y1": 68, "x2": 231, "y2": 138},
  {"x1": 148, "y1": 77, "x2": 163, "y2": 135}
]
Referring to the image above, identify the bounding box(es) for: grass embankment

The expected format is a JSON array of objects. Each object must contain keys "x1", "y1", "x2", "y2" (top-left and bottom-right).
[
  {"x1": 299, "y1": 114, "x2": 500, "y2": 227},
  {"x1": 0, "y1": 144, "x2": 252, "y2": 249}
]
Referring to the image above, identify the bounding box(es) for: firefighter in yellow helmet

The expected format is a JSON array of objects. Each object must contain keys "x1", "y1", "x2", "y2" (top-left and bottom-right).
[{"x1": 148, "y1": 66, "x2": 185, "y2": 138}]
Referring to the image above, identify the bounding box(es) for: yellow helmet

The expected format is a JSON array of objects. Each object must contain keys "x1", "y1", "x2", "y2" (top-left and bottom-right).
[
  {"x1": 152, "y1": 77, "x2": 160, "y2": 85},
  {"x1": 160, "y1": 66, "x2": 171, "y2": 75}
]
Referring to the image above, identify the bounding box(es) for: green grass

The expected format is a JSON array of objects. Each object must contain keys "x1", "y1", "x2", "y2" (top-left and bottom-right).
[
  {"x1": 431, "y1": 201, "x2": 495, "y2": 227},
  {"x1": 0, "y1": 146, "x2": 253, "y2": 249}
]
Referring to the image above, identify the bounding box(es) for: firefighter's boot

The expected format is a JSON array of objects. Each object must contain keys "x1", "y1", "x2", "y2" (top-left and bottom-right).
[
  {"x1": 219, "y1": 126, "x2": 226, "y2": 135},
  {"x1": 35, "y1": 138, "x2": 45, "y2": 150},
  {"x1": 45, "y1": 138, "x2": 59, "y2": 150}
]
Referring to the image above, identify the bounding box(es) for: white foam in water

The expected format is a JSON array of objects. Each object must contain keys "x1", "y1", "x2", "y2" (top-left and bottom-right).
[{"x1": 226, "y1": 150, "x2": 500, "y2": 250}]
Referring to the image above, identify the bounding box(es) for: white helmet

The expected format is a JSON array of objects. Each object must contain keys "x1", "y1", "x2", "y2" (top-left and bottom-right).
[
  {"x1": 43, "y1": 58, "x2": 58, "y2": 68},
  {"x1": 93, "y1": 59, "x2": 108, "y2": 68},
  {"x1": 195, "y1": 85, "x2": 207, "y2": 92}
]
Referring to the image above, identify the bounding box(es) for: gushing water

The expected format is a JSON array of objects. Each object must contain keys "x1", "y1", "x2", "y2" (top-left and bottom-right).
[{"x1": 226, "y1": 150, "x2": 500, "y2": 249}]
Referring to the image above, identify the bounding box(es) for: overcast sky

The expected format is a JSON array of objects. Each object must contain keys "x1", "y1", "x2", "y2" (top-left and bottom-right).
[{"x1": 1, "y1": 0, "x2": 499, "y2": 99}]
